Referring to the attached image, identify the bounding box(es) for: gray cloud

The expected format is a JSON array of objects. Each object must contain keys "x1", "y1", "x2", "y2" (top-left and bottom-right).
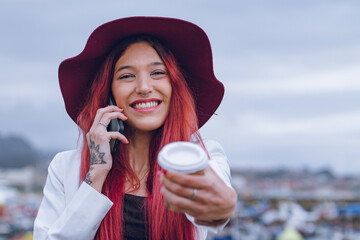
[{"x1": 1, "y1": 0, "x2": 360, "y2": 174}]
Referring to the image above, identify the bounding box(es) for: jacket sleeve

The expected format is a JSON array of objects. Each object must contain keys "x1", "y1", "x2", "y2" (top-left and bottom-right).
[
  {"x1": 33, "y1": 152, "x2": 113, "y2": 240},
  {"x1": 186, "y1": 139, "x2": 233, "y2": 234}
]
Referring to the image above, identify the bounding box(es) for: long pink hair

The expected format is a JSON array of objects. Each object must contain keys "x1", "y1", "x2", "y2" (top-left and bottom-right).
[{"x1": 77, "y1": 35, "x2": 203, "y2": 239}]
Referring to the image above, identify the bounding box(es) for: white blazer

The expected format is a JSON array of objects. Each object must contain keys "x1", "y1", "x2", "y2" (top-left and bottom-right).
[{"x1": 33, "y1": 140, "x2": 232, "y2": 240}]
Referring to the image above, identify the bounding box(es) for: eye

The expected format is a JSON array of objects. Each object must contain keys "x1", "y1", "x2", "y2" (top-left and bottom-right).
[
  {"x1": 152, "y1": 70, "x2": 165, "y2": 75},
  {"x1": 151, "y1": 70, "x2": 167, "y2": 79},
  {"x1": 118, "y1": 73, "x2": 135, "y2": 80}
]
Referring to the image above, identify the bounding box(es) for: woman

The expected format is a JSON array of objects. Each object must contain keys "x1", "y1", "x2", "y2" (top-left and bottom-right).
[{"x1": 34, "y1": 16, "x2": 236, "y2": 240}]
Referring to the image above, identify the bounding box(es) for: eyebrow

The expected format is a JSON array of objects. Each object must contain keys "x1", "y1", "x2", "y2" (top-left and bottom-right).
[
  {"x1": 151, "y1": 62, "x2": 164, "y2": 66},
  {"x1": 115, "y1": 62, "x2": 165, "y2": 74},
  {"x1": 115, "y1": 65, "x2": 133, "y2": 73}
]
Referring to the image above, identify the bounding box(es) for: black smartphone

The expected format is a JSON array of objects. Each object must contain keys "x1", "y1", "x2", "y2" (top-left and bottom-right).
[{"x1": 107, "y1": 92, "x2": 125, "y2": 154}]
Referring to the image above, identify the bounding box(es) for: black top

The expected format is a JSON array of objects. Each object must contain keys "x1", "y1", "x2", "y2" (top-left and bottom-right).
[{"x1": 123, "y1": 194, "x2": 148, "y2": 240}]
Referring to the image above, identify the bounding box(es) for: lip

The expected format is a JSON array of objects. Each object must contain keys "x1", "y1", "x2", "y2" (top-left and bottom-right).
[{"x1": 130, "y1": 98, "x2": 162, "y2": 113}]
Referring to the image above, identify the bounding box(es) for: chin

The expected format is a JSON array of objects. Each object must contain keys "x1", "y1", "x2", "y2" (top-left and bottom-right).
[{"x1": 127, "y1": 119, "x2": 166, "y2": 132}]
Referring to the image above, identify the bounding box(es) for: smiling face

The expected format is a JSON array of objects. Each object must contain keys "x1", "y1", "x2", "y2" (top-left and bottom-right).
[{"x1": 111, "y1": 42, "x2": 172, "y2": 132}]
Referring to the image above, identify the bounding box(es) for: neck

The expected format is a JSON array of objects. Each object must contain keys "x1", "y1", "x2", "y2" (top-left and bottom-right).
[{"x1": 127, "y1": 128, "x2": 153, "y2": 175}]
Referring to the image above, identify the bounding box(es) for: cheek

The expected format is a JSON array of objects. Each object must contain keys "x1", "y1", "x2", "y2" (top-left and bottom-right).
[
  {"x1": 112, "y1": 92, "x2": 126, "y2": 108},
  {"x1": 165, "y1": 84, "x2": 172, "y2": 111},
  {"x1": 164, "y1": 80, "x2": 172, "y2": 100},
  {"x1": 168, "y1": 86, "x2": 172, "y2": 99},
  {"x1": 112, "y1": 83, "x2": 130, "y2": 105}
]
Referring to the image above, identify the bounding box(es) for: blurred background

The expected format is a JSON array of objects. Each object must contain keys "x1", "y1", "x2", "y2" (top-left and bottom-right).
[{"x1": 0, "y1": 0, "x2": 359, "y2": 239}]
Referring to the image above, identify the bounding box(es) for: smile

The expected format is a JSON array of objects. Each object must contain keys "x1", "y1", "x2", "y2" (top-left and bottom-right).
[
  {"x1": 130, "y1": 98, "x2": 162, "y2": 112},
  {"x1": 133, "y1": 101, "x2": 159, "y2": 109}
]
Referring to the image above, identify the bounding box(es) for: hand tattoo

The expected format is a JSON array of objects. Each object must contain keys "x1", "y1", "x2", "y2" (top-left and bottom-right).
[
  {"x1": 85, "y1": 139, "x2": 107, "y2": 185},
  {"x1": 89, "y1": 139, "x2": 107, "y2": 165}
]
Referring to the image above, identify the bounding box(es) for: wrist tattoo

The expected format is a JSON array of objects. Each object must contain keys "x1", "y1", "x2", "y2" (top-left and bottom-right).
[{"x1": 85, "y1": 167, "x2": 94, "y2": 185}]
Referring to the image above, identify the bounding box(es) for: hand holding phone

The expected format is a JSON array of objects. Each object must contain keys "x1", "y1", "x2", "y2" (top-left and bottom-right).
[{"x1": 107, "y1": 92, "x2": 125, "y2": 154}]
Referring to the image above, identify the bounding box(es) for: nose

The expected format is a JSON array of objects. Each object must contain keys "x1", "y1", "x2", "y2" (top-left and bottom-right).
[{"x1": 136, "y1": 73, "x2": 153, "y2": 97}]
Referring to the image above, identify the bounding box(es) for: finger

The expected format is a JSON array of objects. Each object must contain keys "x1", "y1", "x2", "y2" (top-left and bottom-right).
[
  {"x1": 107, "y1": 131, "x2": 129, "y2": 144},
  {"x1": 104, "y1": 105, "x2": 124, "y2": 113},
  {"x1": 161, "y1": 187, "x2": 189, "y2": 213},
  {"x1": 164, "y1": 199, "x2": 184, "y2": 213},
  {"x1": 160, "y1": 174, "x2": 195, "y2": 199},
  {"x1": 163, "y1": 167, "x2": 215, "y2": 189},
  {"x1": 161, "y1": 183, "x2": 230, "y2": 220},
  {"x1": 159, "y1": 170, "x2": 226, "y2": 204},
  {"x1": 99, "y1": 111, "x2": 128, "y2": 126},
  {"x1": 161, "y1": 185, "x2": 207, "y2": 215},
  {"x1": 92, "y1": 105, "x2": 123, "y2": 126}
]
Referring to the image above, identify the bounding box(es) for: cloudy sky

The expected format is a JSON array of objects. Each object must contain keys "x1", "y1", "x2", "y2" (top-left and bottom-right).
[{"x1": 1, "y1": 0, "x2": 359, "y2": 174}]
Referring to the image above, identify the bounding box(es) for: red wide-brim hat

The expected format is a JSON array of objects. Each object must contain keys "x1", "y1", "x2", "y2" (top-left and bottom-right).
[{"x1": 59, "y1": 16, "x2": 224, "y2": 129}]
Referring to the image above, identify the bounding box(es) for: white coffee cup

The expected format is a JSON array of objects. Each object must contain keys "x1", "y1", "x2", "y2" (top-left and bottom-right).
[{"x1": 158, "y1": 141, "x2": 208, "y2": 175}]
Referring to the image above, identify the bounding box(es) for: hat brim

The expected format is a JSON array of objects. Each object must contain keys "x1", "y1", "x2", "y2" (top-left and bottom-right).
[{"x1": 59, "y1": 16, "x2": 224, "y2": 129}]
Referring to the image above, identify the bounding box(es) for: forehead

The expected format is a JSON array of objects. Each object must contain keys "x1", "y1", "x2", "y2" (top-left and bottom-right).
[{"x1": 116, "y1": 42, "x2": 163, "y2": 65}]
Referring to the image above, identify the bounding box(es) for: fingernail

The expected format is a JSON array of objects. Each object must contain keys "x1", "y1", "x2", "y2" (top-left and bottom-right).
[
  {"x1": 162, "y1": 169, "x2": 167, "y2": 175},
  {"x1": 106, "y1": 105, "x2": 109, "y2": 107},
  {"x1": 118, "y1": 107, "x2": 123, "y2": 110},
  {"x1": 127, "y1": 139, "x2": 130, "y2": 143},
  {"x1": 124, "y1": 114, "x2": 128, "y2": 118}
]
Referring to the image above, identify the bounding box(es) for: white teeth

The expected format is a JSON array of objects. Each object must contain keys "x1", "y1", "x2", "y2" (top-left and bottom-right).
[{"x1": 134, "y1": 101, "x2": 159, "y2": 109}]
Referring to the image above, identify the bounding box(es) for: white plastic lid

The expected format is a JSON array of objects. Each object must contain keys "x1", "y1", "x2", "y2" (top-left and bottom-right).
[{"x1": 158, "y1": 141, "x2": 208, "y2": 174}]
